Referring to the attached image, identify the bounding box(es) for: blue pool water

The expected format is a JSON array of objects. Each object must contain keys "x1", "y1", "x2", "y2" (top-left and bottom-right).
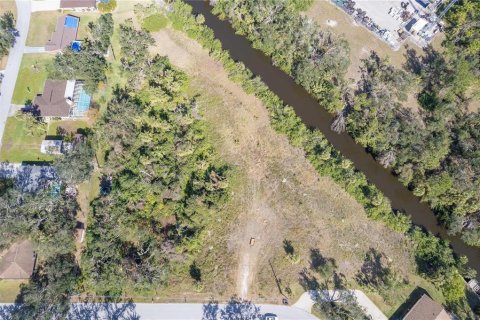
[
  {"x1": 77, "y1": 89, "x2": 91, "y2": 113},
  {"x1": 64, "y1": 16, "x2": 79, "y2": 28}
]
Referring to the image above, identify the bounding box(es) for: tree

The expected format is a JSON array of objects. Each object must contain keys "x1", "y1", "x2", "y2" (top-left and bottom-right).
[
  {"x1": 97, "y1": 0, "x2": 117, "y2": 13},
  {"x1": 0, "y1": 12, "x2": 16, "y2": 58},
  {"x1": 88, "y1": 14, "x2": 114, "y2": 54},
  {"x1": 202, "y1": 297, "x2": 261, "y2": 320},
  {"x1": 50, "y1": 40, "x2": 108, "y2": 93},
  {"x1": 13, "y1": 254, "x2": 78, "y2": 320},
  {"x1": 53, "y1": 142, "x2": 94, "y2": 186}
]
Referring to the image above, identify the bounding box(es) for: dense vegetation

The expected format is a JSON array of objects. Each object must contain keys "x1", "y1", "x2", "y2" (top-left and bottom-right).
[
  {"x1": 167, "y1": 0, "x2": 474, "y2": 317},
  {"x1": 81, "y1": 24, "x2": 229, "y2": 296},
  {"x1": 0, "y1": 11, "x2": 15, "y2": 59},
  {"x1": 50, "y1": 14, "x2": 113, "y2": 93},
  {"x1": 211, "y1": 0, "x2": 480, "y2": 247},
  {"x1": 0, "y1": 140, "x2": 94, "y2": 319}
]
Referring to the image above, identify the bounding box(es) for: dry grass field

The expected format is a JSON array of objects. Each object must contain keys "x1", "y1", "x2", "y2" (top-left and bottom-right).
[{"x1": 149, "y1": 27, "x2": 444, "y2": 315}]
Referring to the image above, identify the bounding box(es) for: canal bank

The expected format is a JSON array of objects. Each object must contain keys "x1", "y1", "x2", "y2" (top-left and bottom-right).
[{"x1": 183, "y1": 0, "x2": 480, "y2": 278}]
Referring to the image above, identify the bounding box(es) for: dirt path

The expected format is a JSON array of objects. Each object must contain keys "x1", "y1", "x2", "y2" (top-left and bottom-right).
[{"x1": 150, "y1": 28, "x2": 417, "y2": 306}]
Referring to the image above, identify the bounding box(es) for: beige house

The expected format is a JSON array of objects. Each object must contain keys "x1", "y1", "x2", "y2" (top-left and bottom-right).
[
  {"x1": 0, "y1": 240, "x2": 36, "y2": 280},
  {"x1": 403, "y1": 294, "x2": 450, "y2": 320}
]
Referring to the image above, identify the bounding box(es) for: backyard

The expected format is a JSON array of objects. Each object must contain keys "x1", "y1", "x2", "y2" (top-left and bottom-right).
[
  {"x1": 26, "y1": 11, "x2": 100, "y2": 47},
  {"x1": 12, "y1": 53, "x2": 53, "y2": 105},
  {"x1": 0, "y1": 116, "x2": 52, "y2": 163},
  {"x1": 0, "y1": 280, "x2": 25, "y2": 302}
]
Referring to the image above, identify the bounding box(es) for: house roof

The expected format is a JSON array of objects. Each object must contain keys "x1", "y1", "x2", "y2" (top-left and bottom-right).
[
  {"x1": 403, "y1": 294, "x2": 450, "y2": 320},
  {"x1": 0, "y1": 240, "x2": 35, "y2": 279},
  {"x1": 60, "y1": 0, "x2": 97, "y2": 9},
  {"x1": 45, "y1": 15, "x2": 79, "y2": 51},
  {"x1": 33, "y1": 80, "x2": 71, "y2": 117}
]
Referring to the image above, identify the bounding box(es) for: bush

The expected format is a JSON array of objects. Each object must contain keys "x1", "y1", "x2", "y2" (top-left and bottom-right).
[{"x1": 97, "y1": 0, "x2": 117, "y2": 13}]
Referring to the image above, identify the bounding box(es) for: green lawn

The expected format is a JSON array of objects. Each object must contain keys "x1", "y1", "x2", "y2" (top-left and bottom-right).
[
  {"x1": 47, "y1": 119, "x2": 90, "y2": 136},
  {"x1": 0, "y1": 280, "x2": 25, "y2": 302},
  {"x1": 12, "y1": 54, "x2": 53, "y2": 105},
  {"x1": 26, "y1": 11, "x2": 100, "y2": 47},
  {"x1": 142, "y1": 14, "x2": 169, "y2": 32},
  {"x1": 0, "y1": 117, "x2": 53, "y2": 163}
]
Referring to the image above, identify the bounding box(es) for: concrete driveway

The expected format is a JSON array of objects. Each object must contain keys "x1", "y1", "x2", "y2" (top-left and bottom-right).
[{"x1": 0, "y1": 0, "x2": 32, "y2": 148}]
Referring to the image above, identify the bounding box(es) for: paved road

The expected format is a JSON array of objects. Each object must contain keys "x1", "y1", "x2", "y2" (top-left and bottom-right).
[
  {"x1": 293, "y1": 290, "x2": 387, "y2": 320},
  {"x1": 0, "y1": 302, "x2": 318, "y2": 319},
  {"x1": 0, "y1": 0, "x2": 31, "y2": 148}
]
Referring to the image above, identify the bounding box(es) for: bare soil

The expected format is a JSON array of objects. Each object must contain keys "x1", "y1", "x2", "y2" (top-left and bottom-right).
[{"x1": 148, "y1": 28, "x2": 440, "y2": 315}]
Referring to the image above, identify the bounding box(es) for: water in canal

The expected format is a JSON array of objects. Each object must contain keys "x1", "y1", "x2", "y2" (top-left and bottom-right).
[{"x1": 184, "y1": 0, "x2": 480, "y2": 278}]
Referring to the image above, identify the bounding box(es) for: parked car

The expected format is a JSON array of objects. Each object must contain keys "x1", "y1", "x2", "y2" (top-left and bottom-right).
[{"x1": 264, "y1": 314, "x2": 278, "y2": 320}]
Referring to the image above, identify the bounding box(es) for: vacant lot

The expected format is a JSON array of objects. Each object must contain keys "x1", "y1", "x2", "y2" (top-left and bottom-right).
[
  {"x1": 149, "y1": 27, "x2": 444, "y2": 314},
  {"x1": 26, "y1": 11, "x2": 100, "y2": 47},
  {"x1": 12, "y1": 53, "x2": 53, "y2": 105},
  {"x1": 0, "y1": 116, "x2": 52, "y2": 163}
]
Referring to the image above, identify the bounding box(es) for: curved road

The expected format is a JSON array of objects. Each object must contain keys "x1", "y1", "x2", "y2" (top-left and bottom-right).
[{"x1": 0, "y1": 0, "x2": 31, "y2": 148}]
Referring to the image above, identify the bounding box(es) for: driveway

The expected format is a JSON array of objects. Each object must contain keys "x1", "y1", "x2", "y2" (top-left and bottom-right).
[
  {"x1": 24, "y1": 46, "x2": 45, "y2": 54},
  {"x1": 0, "y1": 0, "x2": 32, "y2": 148},
  {"x1": 0, "y1": 302, "x2": 319, "y2": 319},
  {"x1": 293, "y1": 290, "x2": 387, "y2": 320}
]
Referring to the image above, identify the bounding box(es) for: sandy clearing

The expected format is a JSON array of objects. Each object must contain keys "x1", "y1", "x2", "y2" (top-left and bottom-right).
[{"x1": 150, "y1": 28, "x2": 414, "y2": 302}]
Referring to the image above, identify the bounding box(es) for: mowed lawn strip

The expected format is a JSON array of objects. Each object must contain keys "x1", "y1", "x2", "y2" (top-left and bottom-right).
[
  {"x1": 0, "y1": 117, "x2": 53, "y2": 162},
  {"x1": 12, "y1": 53, "x2": 53, "y2": 105},
  {"x1": 0, "y1": 280, "x2": 26, "y2": 302},
  {"x1": 47, "y1": 119, "x2": 90, "y2": 136}
]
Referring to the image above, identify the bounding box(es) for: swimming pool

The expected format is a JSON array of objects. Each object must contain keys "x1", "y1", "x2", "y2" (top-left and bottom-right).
[
  {"x1": 64, "y1": 15, "x2": 79, "y2": 28},
  {"x1": 76, "y1": 89, "x2": 91, "y2": 113}
]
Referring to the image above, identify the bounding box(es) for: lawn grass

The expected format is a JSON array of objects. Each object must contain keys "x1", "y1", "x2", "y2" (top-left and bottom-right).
[
  {"x1": 12, "y1": 53, "x2": 53, "y2": 105},
  {"x1": 0, "y1": 280, "x2": 25, "y2": 302},
  {"x1": 0, "y1": 117, "x2": 52, "y2": 163},
  {"x1": 26, "y1": 11, "x2": 63, "y2": 47},
  {"x1": 47, "y1": 119, "x2": 90, "y2": 136},
  {"x1": 142, "y1": 14, "x2": 169, "y2": 32},
  {"x1": 26, "y1": 11, "x2": 100, "y2": 47}
]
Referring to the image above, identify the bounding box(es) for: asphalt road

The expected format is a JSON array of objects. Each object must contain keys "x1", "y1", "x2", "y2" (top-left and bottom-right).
[
  {"x1": 0, "y1": 0, "x2": 31, "y2": 148},
  {"x1": 0, "y1": 303, "x2": 319, "y2": 319}
]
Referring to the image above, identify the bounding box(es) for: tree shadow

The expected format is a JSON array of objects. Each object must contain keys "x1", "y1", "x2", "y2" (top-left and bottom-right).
[
  {"x1": 190, "y1": 261, "x2": 202, "y2": 282},
  {"x1": 68, "y1": 301, "x2": 140, "y2": 320},
  {"x1": 283, "y1": 239, "x2": 294, "y2": 255},
  {"x1": 355, "y1": 248, "x2": 389, "y2": 288},
  {"x1": 202, "y1": 296, "x2": 262, "y2": 320},
  {"x1": 309, "y1": 248, "x2": 336, "y2": 278}
]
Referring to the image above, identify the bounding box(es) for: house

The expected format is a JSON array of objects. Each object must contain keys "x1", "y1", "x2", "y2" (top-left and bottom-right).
[
  {"x1": 0, "y1": 240, "x2": 36, "y2": 280},
  {"x1": 33, "y1": 80, "x2": 91, "y2": 119},
  {"x1": 45, "y1": 15, "x2": 79, "y2": 51},
  {"x1": 60, "y1": 0, "x2": 97, "y2": 11},
  {"x1": 402, "y1": 294, "x2": 450, "y2": 320},
  {"x1": 0, "y1": 163, "x2": 57, "y2": 192}
]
